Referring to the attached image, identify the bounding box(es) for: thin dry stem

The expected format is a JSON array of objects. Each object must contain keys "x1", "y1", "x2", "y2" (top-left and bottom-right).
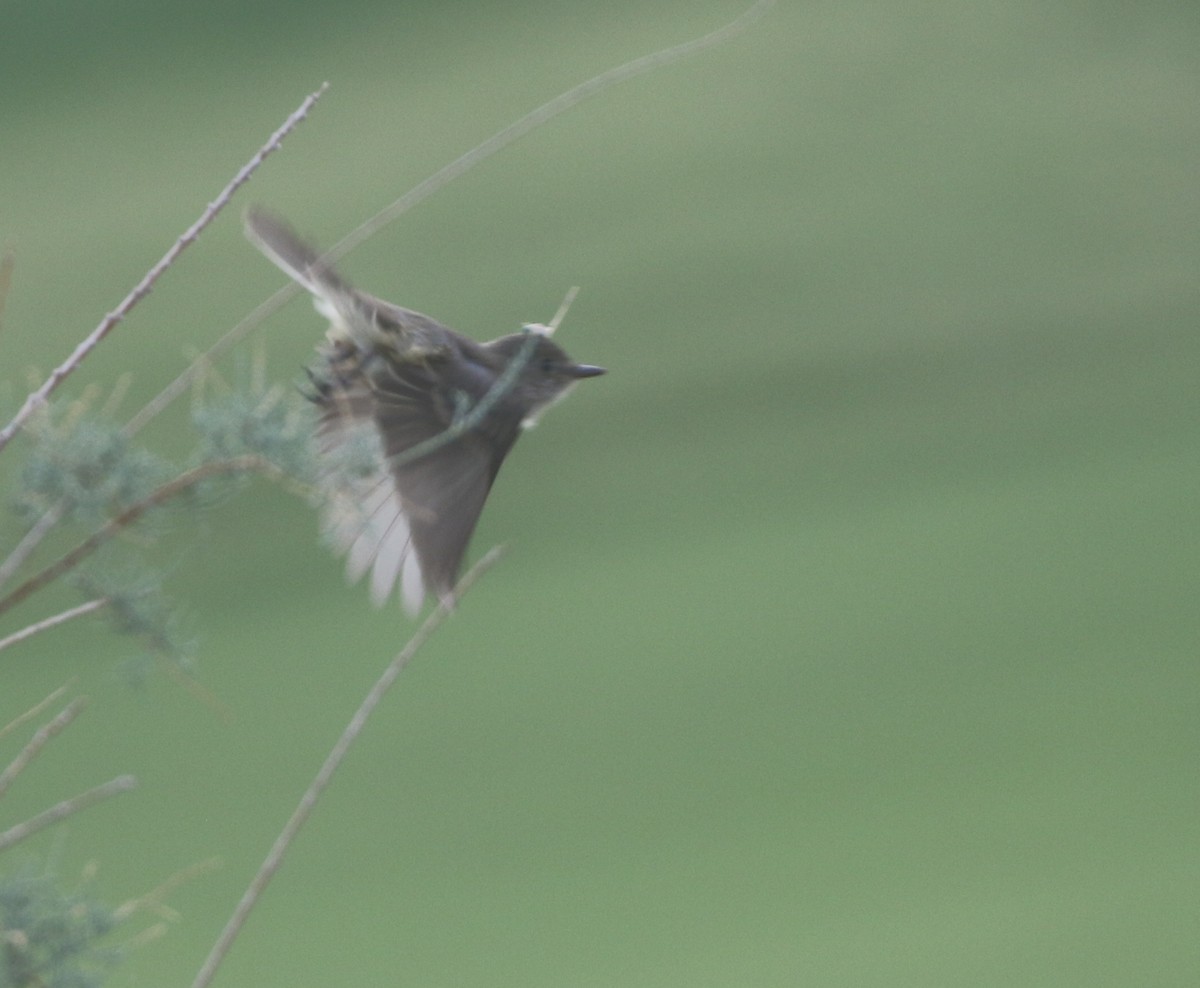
[
  {"x1": 189, "y1": 546, "x2": 505, "y2": 988},
  {"x1": 547, "y1": 286, "x2": 581, "y2": 334},
  {"x1": 158, "y1": 657, "x2": 235, "y2": 723},
  {"x1": 124, "y1": 289, "x2": 294, "y2": 436},
  {"x1": 0, "y1": 503, "x2": 65, "y2": 592},
  {"x1": 0, "y1": 83, "x2": 329, "y2": 455},
  {"x1": 0, "y1": 774, "x2": 137, "y2": 853},
  {"x1": 126, "y1": 0, "x2": 775, "y2": 436},
  {"x1": 0, "y1": 455, "x2": 277, "y2": 622},
  {"x1": 0, "y1": 697, "x2": 88, "y2": 799},
  {"x1": 120, "y1": 922, "x2": 171, "y2": 952},
  {"x1": 0, "y1": 679, "x2": 77, "y2": 743},
  {"x1": 324, "y1": 0, "x2": 776, "y2": 269},
  {"x1": 0, "y1": 599, "x2": 109, "y2": 655},
  {"x1": 114, "y1": 856, "x2": 223, "y2": 923}
]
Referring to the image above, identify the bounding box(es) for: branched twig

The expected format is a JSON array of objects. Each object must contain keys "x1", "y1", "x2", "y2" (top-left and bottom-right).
[
  {"x1": 188, "y1": 546, "x2": 505, "y2": 988},
  {"x1": 0, "y1": 455, "x2": 278, "y2": 622},
  {"x1": 126, "y1": 0, "x2": 775, "y2": 436},
  {"x1": 0, "y1": 697, "x2": 88, "y2": 798},
  {"x1": 0, "y1": 774, "x2": 137, "y2": 853},
  {"x1": 0, "y1": 84, "x2": 330, "y2": 456},
  {"x1": 0, "y1": 599, "x2": 109, "y2": 655},
  {"x1": 0, "y1": 679, "x2": 76, "y2": 743}
]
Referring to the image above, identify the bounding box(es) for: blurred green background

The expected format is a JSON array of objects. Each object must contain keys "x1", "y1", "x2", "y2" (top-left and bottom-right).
[{"x1": 2, "y1": 1, "x2": 1198, "y2": 985}]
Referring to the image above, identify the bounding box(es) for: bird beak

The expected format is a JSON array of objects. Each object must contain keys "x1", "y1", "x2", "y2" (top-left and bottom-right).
[{"x1": 569, "y1": 364, "x2": 606, "y2": 379}]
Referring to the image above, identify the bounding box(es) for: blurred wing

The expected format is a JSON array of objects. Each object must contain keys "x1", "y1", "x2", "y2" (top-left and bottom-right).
[
  {"x1": 313, "y1": 372, "x2": 425, "y2": 614},
  {"x1": 246, "y1": 207, "x2": 525, "y2": 612},
  {"x1": 314, "y1": 346, "x2": 520, "y2": 614}
]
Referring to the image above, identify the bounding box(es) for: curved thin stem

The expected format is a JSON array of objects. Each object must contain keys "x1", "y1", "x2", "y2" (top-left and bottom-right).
[
  {"x1": 126, "y1": 0, "x2": 775, "y2": 436},
  {"x1": 188, "y1": 547, "x2": 504, "y2": 988},
  {"x1": 0, "y1": 775, "x2": 137, "y2": 853}
]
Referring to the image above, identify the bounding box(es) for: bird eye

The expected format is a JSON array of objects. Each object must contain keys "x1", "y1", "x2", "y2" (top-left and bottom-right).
[{"x1": 540, "y1": 358, "x2": 556, "y2": 373}]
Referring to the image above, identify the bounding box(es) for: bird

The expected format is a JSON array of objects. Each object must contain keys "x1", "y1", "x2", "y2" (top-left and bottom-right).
[{"x1": 244, "y1": 207, "x2": 605, "y2": 615}]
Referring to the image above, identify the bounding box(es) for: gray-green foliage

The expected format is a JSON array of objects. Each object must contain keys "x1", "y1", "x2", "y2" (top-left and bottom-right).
[
  {"x1": 4, "y1": 369, "x2": 315, "y2": 673},
  {"x1": 16, "y1": 413, "x2": 170, "y2": 527},
  {"x1": 189, "y1": 375, "x2": 314, "y2": 481},
  {"x1": 0, "y1": 864, "x2": 120, "y2": 988},
  {"x1": 0, "y1": 373, "x2": 317, "y2": 983}
]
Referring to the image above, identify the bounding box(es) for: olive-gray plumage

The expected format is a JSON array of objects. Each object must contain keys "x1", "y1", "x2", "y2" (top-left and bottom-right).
[{"x1": 244, "y1": 208, "x2": 604, "y2": 613}]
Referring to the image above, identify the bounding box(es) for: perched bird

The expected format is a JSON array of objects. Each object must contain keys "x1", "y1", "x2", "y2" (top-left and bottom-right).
[{"x1": 244, "y1": 207, "x2": 605, "y2": 614}]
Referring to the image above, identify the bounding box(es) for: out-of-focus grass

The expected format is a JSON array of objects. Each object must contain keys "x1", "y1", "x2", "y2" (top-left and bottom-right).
[{"x1": 1, "y1": 2, "x2": 1198, "y2": 986}]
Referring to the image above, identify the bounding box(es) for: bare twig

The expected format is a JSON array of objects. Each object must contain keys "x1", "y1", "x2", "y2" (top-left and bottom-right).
[
  {"x1": 0, "y1": 503, "x2": 66, "y2": 592},
  {"x1": 0, "y1": 84, "x2": 330, "y2": 456},
  {"x1": 123, "y1": 288, "x2": 298, "y2": 436},
  {"x1": 0, "y1": 679, "x2": 76, "y2": 743},
  {"x1": 0, "y1": 455, "x2": 277, "y2": 622},
  {"x1": 114, "y1": 856, "x2": 223, "y2": 923},
  {"x1": 547, "y1": 286, "x2": 581, "y2": 334},
  {"x1": 158, "y1": 658, "x2": 236, "y2": 723},
  {"x1": 0, "y1": 697, "x2": 88, "y2": 798},
  {"x1": 127, "y1": 0, "x2": 775, "y2": 436},
  {"x1": 0, "y1": 774, "x2": 137, "y2": 853},
  {"x1": 325, "y1": 0, "x2": 775, "y2": 268},
  {"x1": 189, "y1": 546, "x2": 505, "y2": 988},
  {"x1": 120, "y1": 922, "x2": 171, "y2": 952},
  {"x1": 0, "y1": 599, "x2": 109, "y2": 655}
]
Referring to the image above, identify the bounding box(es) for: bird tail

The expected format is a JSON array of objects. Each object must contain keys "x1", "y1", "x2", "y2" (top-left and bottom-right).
[{"x1": 243, "y1": 207, "x2": 361, "y2": 337}]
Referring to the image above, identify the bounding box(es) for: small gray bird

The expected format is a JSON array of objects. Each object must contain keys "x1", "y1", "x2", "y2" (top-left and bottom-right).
[{"x1": 244, "y1": 208, "x2": 604, "y2": 614}]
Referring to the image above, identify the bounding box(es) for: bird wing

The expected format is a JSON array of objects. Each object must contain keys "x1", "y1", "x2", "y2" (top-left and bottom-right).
[
  {"x1": 245, "y1": 206, "x2": 523, "y2": 613},
  {"x1": 313, "y1": 344, "x2": 521, "y2": 614}
]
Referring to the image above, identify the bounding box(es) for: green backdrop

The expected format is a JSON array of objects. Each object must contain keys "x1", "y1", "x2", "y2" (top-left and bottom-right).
[{"x1": 2, "y1": 1, "x2": 1198, "y2": 985}]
